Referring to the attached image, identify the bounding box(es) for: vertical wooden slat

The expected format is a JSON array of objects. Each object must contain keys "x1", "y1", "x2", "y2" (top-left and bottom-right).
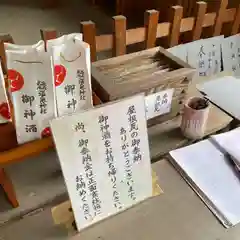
[
  {"x1": 231, "y1": 4, "x2": 240, "y2": 35},
  {"x1": 40, "y1": 28, "x2": 57, "y2": 51},
  {"x1": 144, "y1": 10, "x2": 159, "y2": 49},
  {"x1": 168, "y1": 6, "x2": 183, "y2": 47},
  {"x1": 112, "y1": 15, "x2": 126, "y2": 57},
  {"x1": 116, "y1": 0, "x2": 123, "y2": 15},
  {"x1": 192, "y1": 2, "x2": 207, "y2": 41},
  {"x1": 80, "y1": 21, "x2": 97, "y2": 62},
  {"x1": 213, "y1": 0, "x2": 228, "y2": 36}
]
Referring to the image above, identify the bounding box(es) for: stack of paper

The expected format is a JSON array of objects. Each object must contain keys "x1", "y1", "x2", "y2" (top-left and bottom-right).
[{"x1": 170, "y1": 129, "x2": 240, "y2": 228}]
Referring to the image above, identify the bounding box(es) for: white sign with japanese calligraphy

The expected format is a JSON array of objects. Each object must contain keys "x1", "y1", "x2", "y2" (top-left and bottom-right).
[
  {"x1": 222, "y1": 34, "x2": 240, "y2": 77},
  {"x1": 0, "y1": 63, "x2": 11, "y2": 124},
  {"x1": 145, "y1": 88, "x2": 174, "y2": 120},
  {"x1": 187, "y1": 36, "x2": 223, "y2": 77},
  {"x1": 50, "y1": 37, "x2": 92, "y2": 117},
  {"x1": 51, "y1": 95, "x2": 152, "y2": 231},
  {"x1": 6, "y1": 44, "x2": 55, "y2": 144}
]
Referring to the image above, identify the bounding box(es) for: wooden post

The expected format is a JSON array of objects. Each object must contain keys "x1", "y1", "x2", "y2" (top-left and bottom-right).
[
  {"x1": 40, "y1": 29, "x2": 58, "y2": 51},
  {"x1": 231, "y1": 4, "x2": 240, "y2": 35},
  {"x1": 113, "y1": 16, "x2": 126, "y2": 57},
  {"x1": 192, "y1": 2, "x2": 207, "y2": 41},
  {"x1": 144, "y1": 10, "x2": 159, "y2": 49},
  {"x1": 80, "y1": 21, "x2": 97, "y2": 62},
  {"x1": 168, "y1": 6, "x2": 183, "y2": 47},
  {"x1": 213, "y1": 0, "x2": 228, "y2": 36}
]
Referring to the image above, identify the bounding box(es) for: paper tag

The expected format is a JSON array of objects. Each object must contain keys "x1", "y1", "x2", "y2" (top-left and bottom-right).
[
  {"x1": 50, "y1": 95, "x2": 152, "y2": 231},
  {"x1": 145, "y1": 89, "x2": 174, "y2": 120}
]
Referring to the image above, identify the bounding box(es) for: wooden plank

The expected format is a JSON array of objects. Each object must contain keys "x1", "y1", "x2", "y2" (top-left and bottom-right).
[
  {"x1": 0, "y1": 137, "x2": 54, "y2": 165},
  {"x1": 40, "y1": 28, "x2": 57, "y2": 51},
  {"x1": 231, "y1": 4, "x2": 240, "y2": 35},
  {"x1": 192, "y1": 1, "x2": 207, "y2": 41},
  {"x1": 80, "y1": 21, "x2": 97, "y2": 62},
  {"x1": 94, "y1": 8, "x2": 236, "y2": 53},
  {"x1": 168, "y1": 6, "x2": 183, "y2": 47},
  {"x1": 144, "y1": 10, "x2": 159, "y2": 49},
  {"x1": 213, "y1": 0, "x2": 228, "y2": 36},
  {"x1": 112, "y1": 15, "x2": 126, "y2": 57}
]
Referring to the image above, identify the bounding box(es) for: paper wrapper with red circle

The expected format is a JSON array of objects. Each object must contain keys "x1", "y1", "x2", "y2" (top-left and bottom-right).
[
  {"x1": 6, "y1": 44, "x2": 55, "y2": 144},
  {"x1": 0, "y1": 63, "x2": 11, "y2": 124},
  {"x1": 49, "y1": 37, "x2": 93, "y2": 117}
]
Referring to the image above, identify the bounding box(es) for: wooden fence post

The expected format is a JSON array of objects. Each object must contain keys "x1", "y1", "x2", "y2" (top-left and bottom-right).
[
  {"x1": 144, "y1": 10, "x2": 159, "y2": 49},
  {"x1": 168, "y1": 6, "x2": 183, "y2": 47},
  {"x1": 192, "y1": 2, "x2": 207, "y2": 41},
  {"x1": 231, "y1": 4, "x2": 240, "y2": 35},
  {"x1": 40, "y1": 29, "x2": 58, "y2": 51},
  {"x1": 113, "y1": 15, "x2": 126, "y2": 57}
]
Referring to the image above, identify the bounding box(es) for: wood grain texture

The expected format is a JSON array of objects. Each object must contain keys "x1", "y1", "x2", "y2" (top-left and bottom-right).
[
  {"x1": 213, "y1": 0, "x2": 229, "y2": 36},
  {"x1": 0, "y1": 168, "x2": 19, "y2": 208},
  {"x1": 92, "y1": 8, "x2": 236, "y2": 52},
  {"x1": 112, "y1": 16, "x2": 126, "y2": 57},
  {"x1": 192, "y1": 2, "x2": 207, "y2": 41},
  {"x1": 168, "y1": 6, "x2": 184, "y2": 47},
  {"x1": 231, "y1": 4, "x2": 240, "y2": 35},
  {"x1": 144, "y1": 10, "x2": 159, "y2": 49},
  {"x1": 40, "y1": 28, "x2": 58, "y2": 51},
  {"x1": 80, "y1": 21, "x2": 97, "y2": 62}
]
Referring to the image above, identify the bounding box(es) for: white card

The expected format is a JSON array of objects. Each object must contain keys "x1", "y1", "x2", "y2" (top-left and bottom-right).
[
  {"x1": 188, "y1": 36, "x2": 223, "y2": 77},
  {"x1": 50, "y1": 95, "x2": 152, "y2": 231},
  {"x1": 6, "y1": 48, "x2": 55, "y2": 144},
  {"x1": 145, "y1": 89, "x2": 174, "y2": 120},
  {"x1": 51, "y1": 39, "x2": 93, "y2": 117},
  {"x1": 168, "y1": 44, "x2": 188, "y2": 62},
  {"x1": 221, "y1": 34, "x2": 240, "y2": 77},
  {"x1": 0, "y1": 63, "x2": 11, "y2": 124}
]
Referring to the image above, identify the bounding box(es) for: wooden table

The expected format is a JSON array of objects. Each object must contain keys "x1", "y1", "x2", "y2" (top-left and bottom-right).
[{"x1": 72, "y1": 159, "x2": 240, "y2": 240}]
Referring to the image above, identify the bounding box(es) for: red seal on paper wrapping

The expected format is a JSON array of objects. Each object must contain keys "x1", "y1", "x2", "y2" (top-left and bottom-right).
[
  {"x1": 41, "y1": 127, "x2": 52, "y2": 138},
  {"x1": 0, "y1": 102, "x2": 11, "y2": 120},
  {"x1": 54, "y1": 65, "x2": 66, "y2": 87},
  {"x1": 41, "y1": 127, "x2": 51, "y2": 138},
  {"x1": 8, "y1": 69, "x2": 24, "y2": 92}
]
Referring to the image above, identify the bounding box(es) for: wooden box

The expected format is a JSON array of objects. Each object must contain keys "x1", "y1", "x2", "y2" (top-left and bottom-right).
[{"x1": 92, "y1": 46, "x2": 195, "y2": 125}]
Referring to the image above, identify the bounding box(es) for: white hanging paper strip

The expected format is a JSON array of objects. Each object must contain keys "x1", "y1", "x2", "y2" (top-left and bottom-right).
[
  {"x1": 50, "y1": 94, "x2": 152, "y2": 231},
  {"x1": 50, "y1": 38, "x2": 92, "y2": 117},
  {"x1": 6, "y1": 46, "x2": 55, "y2": 144}
]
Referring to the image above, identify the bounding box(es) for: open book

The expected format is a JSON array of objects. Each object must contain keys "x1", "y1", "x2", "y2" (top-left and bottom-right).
[{"x1": 169, "y1": 128, "x2": 240, "y2": 228}]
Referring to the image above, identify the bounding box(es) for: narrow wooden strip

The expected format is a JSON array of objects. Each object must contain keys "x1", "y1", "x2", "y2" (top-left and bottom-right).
[
  {"x1": 116, "y1": 0, "x2": 123, "y2": 15},
  {"x1": 192, "y1": 2, "x2": 207, "y2": 41},
  {"x1": 40, "y1": 28, "x2": 57, "y2": 51},
  {"x1": 0, "y1": 137, "x2": 54, "y2": 165},
  {"x1": 231, "y1": 4, "x2": 240, "y2": 35},
  {"x1": 144, "y1": 10, "x2": 159, "y2": 49},
  {"x1": 95, "y1": 8, "x2": 236, "y2": 52},
  {"x1": 80, "y1": 21, "x2": 97, "y2": 62},
  {"x1": 213, "y1": 0, "x2": 228, "y2": 36},
  {"x1": 168, "y1": 6, "x2": 183, "y2": 47},
  {"x1": 112, "y1": 15, "x2": 126, "y2": 57}
]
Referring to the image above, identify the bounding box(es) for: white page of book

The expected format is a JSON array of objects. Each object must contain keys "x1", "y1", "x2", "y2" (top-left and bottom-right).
[
  {"x1": 170, "y1": 140, "x2": 240, "y2": 227},
  {"x1": 188, "y1": 36, "x2": 223, "y2": 77},
  {"x1": 221, "y1": 34, "x2": 240, "y2": 77},
  {"x1": 50, "y1": 94, "x2": 152, "y2": 231},
  {"x1": 197, "y1": 76, "x2": 240, "y2": 120},
  {"x1": 211, "y1": 127, "x2": 240, "y2": 168}
]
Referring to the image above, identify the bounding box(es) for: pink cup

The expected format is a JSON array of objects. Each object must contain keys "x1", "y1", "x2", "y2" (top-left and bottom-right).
[{"x1": 181, "y1": 97, "x2": 210, "y2": 140}]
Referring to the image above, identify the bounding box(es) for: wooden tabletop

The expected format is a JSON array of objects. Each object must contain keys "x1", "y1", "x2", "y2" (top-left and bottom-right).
[{"x1": 72, "y1": 159, "x2": 240, "y2": 240}]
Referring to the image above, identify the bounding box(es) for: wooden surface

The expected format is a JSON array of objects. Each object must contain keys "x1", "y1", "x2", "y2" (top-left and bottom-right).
[{"x1": 71, "y1": 159, "x2": 240, "y2": 240}]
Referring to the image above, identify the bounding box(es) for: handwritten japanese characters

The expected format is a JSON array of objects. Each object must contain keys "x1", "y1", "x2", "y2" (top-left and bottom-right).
[
  {"x1": 145, "y1": 89, "x2": 174, "y2": 120},
  {"x1": 188, "y1": 36, "x2": 223, "y2": 77},
  {"x1": 0, "y1": 64, "x2": 11, "y2": 123},
  {"x1": 6, "y1": 43, "x2": 55, "y2": 144},
  {"x1": 49, "y1": 37, "x2": 92, "y2": 117},
  {"x1": 222, "y1": 35, "x2": 240, "y2": 77},
  {"x1": 50, "y1": 95, "x2": 152, "y2": 231}
]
